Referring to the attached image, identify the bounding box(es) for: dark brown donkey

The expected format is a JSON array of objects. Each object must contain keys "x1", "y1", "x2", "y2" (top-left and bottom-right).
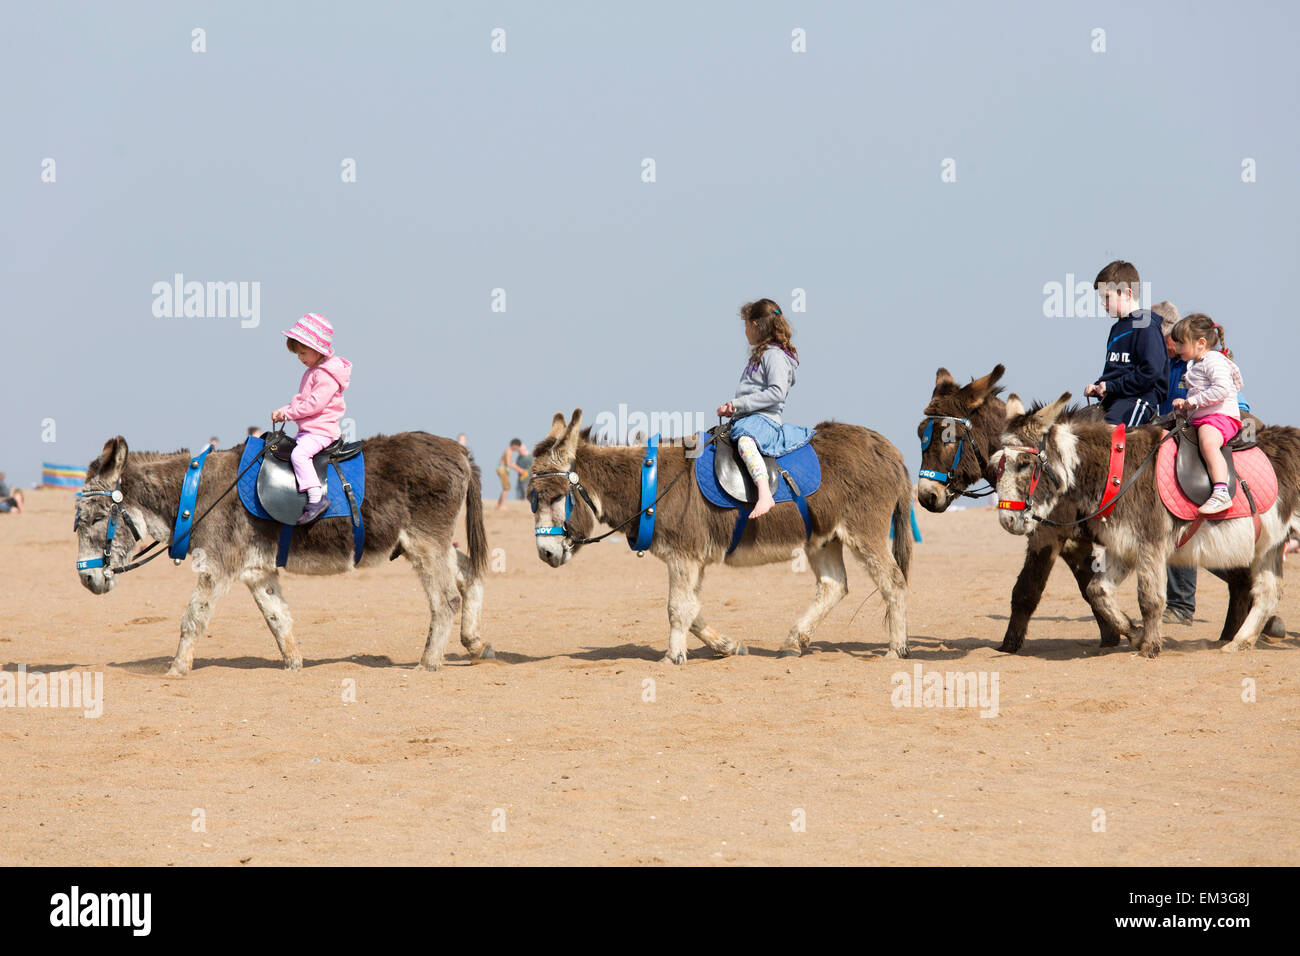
[
  {"x1": 994, "y1": 394, "x2": 1300, "y2": 656},
  {"x1": 527, "y1": 410, "x2": 912, "y2": 663},
  {"x1": 74, "y1": 433, "x2": 490, "y2": 674},
  {"x1": 916, "y1": 366, "x2": 1284, "y2": 651}
]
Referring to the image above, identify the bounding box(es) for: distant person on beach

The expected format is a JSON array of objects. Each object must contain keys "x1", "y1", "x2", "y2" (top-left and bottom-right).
[
  {"x1": 514, "y1": 444, "x2": 533, "y2": 500},
  {"x1": 0, "y1": 473, "x2": 23, "y2": 514},
  {"x1": 497, "y1": 439, "x2": 526, "y2": 509}
]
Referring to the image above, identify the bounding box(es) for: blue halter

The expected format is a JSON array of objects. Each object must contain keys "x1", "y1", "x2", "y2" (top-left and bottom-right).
[
  {"x1": 75, "y1": 481, "x2": 141, "y2": 572},
  {"x1": 918, "y1": 415, "x2": 969, "y2": 485}
]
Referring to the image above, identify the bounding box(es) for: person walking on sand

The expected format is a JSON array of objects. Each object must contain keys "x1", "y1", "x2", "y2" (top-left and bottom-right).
[
  {"x1": 270, "y1": 313, "x2": 353, "y2": 524},
  {"x1": 497, "y1": 439, "x2": 527, "y2": 509},
  {"x1": 716, "y1": 298, "x2": 815, "y2": 518}
]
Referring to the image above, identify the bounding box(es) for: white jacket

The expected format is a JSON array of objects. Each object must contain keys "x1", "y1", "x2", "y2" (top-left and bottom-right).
[{"x1": 1184, "y1": 350, "x2": 1244, "y2": 421}]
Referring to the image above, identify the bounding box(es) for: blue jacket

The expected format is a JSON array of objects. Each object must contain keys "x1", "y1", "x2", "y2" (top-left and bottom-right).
[
  {"x1": 1162, "y1": 353, "x2": 1251, "y2": 416},
  {"x1": 1096, "y1": 309, "x2": 1168, "y2": 426}
]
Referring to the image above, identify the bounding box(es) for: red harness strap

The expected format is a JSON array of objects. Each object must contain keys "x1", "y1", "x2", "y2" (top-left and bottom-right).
[{"x1": 1095, "y1": 424, "x2": 1126, "y2": 519}]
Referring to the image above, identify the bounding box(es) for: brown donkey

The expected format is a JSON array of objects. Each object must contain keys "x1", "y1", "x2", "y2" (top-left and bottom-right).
[
  {"x1": 917, "y1": 365, "x2": 1285, "y2": 651},
  {"x1": 74, "y1": 433, "x2": 491, "y2": 674},
  {"x1": 994, "y1": 395, "x2": 1300, "y2": 656},
  {"x1": 527, "y1": 410, "x2": 912, "y2": 663}
]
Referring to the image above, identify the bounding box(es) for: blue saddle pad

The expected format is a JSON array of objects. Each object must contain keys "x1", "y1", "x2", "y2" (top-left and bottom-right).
[
  {"x1": 237, "y1": 436, "x2": 365, "y2": 522},
  {"x1": 694, "y1": 432, "x2": 821, "y2": 509}
]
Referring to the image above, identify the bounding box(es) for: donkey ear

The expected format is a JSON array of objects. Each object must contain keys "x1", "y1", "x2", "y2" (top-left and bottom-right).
[
  {"x1": 935, "y1": 367, "x2": 955, "y2": 389},
  {"x1": 1036, "y1": 392, "x2": 1073, "y2": 428},
  {"x1": 560, "y1": 409, "x2": 584, "y2": 458},
  {"x1": 961, "y1": 364, "x2": 1007, "y2": 409},
  {"x1": 89, "y1": 436, "x2": 128, "y2": 481},
  {"x1": 1005, "y1": 393, "x2": 1025, "y2": 418},
  {"x1": 545, "y1": 413, "x2": 566, "y2": 441}
]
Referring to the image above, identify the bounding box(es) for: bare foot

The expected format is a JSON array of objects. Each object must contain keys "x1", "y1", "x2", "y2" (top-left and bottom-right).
[
  {"x1": 750, "y1": 492, "x2": 775, "y2": 518},
  {"x1": 11, "y1": 490, "x2": 22, "y2": 514}
]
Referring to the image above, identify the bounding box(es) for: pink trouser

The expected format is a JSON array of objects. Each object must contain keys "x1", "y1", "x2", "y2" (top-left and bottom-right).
[{"x1": 290, "y1": 432, "x2": 335, "y2": 493}]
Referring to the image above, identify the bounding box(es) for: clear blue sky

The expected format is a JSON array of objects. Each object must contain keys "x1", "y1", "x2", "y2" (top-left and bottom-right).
[{"x1": 3, "y1": 1, "x2": 1296, "y2": 488}]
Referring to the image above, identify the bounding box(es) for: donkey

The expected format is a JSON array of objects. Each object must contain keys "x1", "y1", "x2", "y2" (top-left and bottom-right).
[
  {"x1": 916, "y1": 365, "x2": 1285, "y2": 651},
  {"x1": 526, "y1": 410, "x2": 912, "y2": 663},
  {"x1": 993, "y1": 394, "x2": 1300, "y2": 656},
  {"x1": 74, "y1": 433, "x2": 491, "y2": 674}
]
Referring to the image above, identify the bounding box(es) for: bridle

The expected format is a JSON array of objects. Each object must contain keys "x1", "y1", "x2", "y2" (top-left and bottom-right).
[
  {"x1": 74, "y1": 479, "x2": 147, "y2": 575},
  {"x1": 530, "y1": 426, "x2": 725, "y2": 550},
  {"x1": 993, "y1": 441, "x2": 1050, "y2": 514},
  {"x1": 918, "y1": 414, "x2": 994, "y2": 498}
]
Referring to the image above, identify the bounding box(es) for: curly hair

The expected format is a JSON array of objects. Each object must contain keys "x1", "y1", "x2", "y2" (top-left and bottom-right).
[{"x1": 740, "y1": 298, "x2": 797, "y2": 368}]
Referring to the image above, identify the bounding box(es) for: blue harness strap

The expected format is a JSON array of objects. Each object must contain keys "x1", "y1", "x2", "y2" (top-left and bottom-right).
[
  {"x1": 168, "y1": 445, "x2": 212, "y2": 560},
  {"x1": 918, "y1": 417, "x2": 964, "y2": 484},
  {"x1": 632, "y1": 434, "x2": 659, "y2": 552},
  {"x1": 332, "y1": 461, "x2": 365, "y2": 565},
  {"x1": 276, "y1": 524, "x2": 294, "y2": 567},
  {"x1": 725, "y1": 468, "x2": 812, "y2": 556}
]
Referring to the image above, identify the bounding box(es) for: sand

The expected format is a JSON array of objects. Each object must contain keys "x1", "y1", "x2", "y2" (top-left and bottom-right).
[{"x1": 1, "y1": 487, "x2": 1296, "y2": 865}]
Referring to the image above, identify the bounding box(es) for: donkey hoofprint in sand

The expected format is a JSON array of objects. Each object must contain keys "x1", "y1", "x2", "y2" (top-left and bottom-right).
[
  {"x1": 917, "y1": 366, "x2": 1285, "y2": 651},
  {"x1": 74, "y1": 433, "x2": 490, "y2": 674},
  {"x1": 994, "y1": 394, "x2": 1300, "y2": 657},
  {"x1": 528, "y1": 410, "x2": 912, "y2": 663}
]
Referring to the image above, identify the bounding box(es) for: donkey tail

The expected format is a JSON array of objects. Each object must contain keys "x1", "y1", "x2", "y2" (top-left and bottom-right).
[
  {"x1": 463, "y1": 455, "x2": 489, "y2": 580},
  {"x1": 891, "y1": 481, "x2": 913, "y2": 584}
]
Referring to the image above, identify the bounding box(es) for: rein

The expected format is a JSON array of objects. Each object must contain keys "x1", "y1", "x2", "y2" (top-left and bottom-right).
[
  {"x1": 76, "y1": 432, "x2": 272, "y2": 576},
  {"x1": 997, "y1": 419, "x2": 1185, "y2": 527},
  {"x1": 531, "y1": 423, "x2": 727, "y2": 550},
  {"x1": 918, "y1": 414, "x2": 995, "y2": 499}
]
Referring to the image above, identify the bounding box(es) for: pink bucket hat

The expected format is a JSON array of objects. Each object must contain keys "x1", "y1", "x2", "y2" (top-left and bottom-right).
[{"x1": 282, "y1": 313, "x2": 334, "y2": 357}]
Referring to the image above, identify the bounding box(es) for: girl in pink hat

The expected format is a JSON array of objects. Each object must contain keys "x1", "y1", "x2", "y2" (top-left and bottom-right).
[{"x1": 271, "y1": 313, "x2": 353, "y2": 523}]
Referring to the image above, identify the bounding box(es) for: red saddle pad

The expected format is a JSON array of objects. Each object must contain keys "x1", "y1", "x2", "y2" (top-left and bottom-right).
[{"x1": 1155, "y1": 432, "x2": 1278, "y2": 521}]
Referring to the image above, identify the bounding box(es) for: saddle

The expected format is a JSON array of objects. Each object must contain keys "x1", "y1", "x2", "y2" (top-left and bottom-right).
[
  {"x1": 257, "y1": 431, "x2": 364, "y2": 525},
  {"x1": 1172, "y1": 425, "x2": 1253, "y2": 506},
  {"x1": 712, "y1": 428, "x2": 785, "y2": 506}
]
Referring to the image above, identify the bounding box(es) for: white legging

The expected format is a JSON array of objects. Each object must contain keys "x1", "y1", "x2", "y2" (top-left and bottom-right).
[{"x1": 736, "y1": 435, "x2": 768, "y2": 485}]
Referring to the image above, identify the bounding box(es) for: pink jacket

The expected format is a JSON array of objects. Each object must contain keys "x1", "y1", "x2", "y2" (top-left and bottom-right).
[
  {"x1": 277, "y1": 355, "x2": 352, "y2": 440},
  {"x1": 1184, "y1": 350, "x2": 1244, "y2": 421}
]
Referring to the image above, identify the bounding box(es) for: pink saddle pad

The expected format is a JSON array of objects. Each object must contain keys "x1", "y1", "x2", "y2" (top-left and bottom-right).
[{"x1": 1155, "y1": 432, "x2": 1277, "y2": 521}]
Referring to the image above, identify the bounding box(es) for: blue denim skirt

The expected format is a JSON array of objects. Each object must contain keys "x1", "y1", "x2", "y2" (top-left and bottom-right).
[{"x1": 729, "y1": 413, "x2": 816, "y2": 457}]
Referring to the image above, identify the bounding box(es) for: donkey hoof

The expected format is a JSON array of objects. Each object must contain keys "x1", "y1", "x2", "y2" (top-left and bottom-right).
[
  {"x1": 1137, "y1": 642, "x2": 1160, "y2": 659},
  {"x1": 1220, "y1": 640, "x2": 1246, "y2": 654},
  {"x1": 660, "y1": 652, "x2": 687, "y2": 666},
  {"x1": 478, "y1": 644, "x2": 495, "y2": 660},
  {"x1": 884, "y1": 647, "x2": 908, "y2": 660},
  {"x1": 996, "y1": 640, "x2": 1022, "y2": 654},
  {"x1": 1263, "y1": 616, "x2": 1286, "y2": 640},
  {"x1": 777, "y1": 648, "x2": 800, "y2": 659},
  {"x1": 165, "y1": 664, "x2": 189, "y2": 678}
]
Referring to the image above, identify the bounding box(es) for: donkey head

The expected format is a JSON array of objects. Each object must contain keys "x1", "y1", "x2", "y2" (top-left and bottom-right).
[
  {"x1": 76, "y1": 436, "x2": 149, "y2": 594},
  {"x1": 528, "y1": 409, "x2": 596, "y2": 567},
  {"x1": 993, "y1": 392, "x2": 1077, "y2": 535},
  {"x1": 916, "y1": 364, "x2": 1005, "y2": 512}
]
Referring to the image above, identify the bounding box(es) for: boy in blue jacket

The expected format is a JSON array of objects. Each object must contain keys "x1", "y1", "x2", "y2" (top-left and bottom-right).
[{"x1": 1083, "y1": 260, "x2": 1168, "y2": 426}]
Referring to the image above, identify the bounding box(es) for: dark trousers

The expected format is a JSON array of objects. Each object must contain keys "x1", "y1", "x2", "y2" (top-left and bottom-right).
[{"x1": 1166, "y1": 565, "x2": 1197, "y2": 613}]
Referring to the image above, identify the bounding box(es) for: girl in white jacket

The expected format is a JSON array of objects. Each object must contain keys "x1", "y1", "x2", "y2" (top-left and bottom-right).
[{"x1": 1170, "y1": 314, "x2": 1245, "y2": 515}]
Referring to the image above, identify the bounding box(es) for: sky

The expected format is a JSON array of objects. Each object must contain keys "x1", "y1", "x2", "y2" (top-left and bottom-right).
[{"x1": 3, "y1": 0, "x2": 1297, "y2": 492}]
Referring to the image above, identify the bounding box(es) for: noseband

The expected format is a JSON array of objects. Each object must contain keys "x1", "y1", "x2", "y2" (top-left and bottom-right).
[
  {"x1": 529, "y1": 468, "x2": 599, "y2": 540},
  {"x1": 918, "y1": 415, "x2": 993, "y2": 497}
]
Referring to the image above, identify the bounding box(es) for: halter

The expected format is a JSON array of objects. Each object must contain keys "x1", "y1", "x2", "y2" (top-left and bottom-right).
[
  {"x1": 993, "y1": 443, "x2": 1048, "y2": 513},
  {"x1": 74, "y1": 480, "x2": 144, "y2": 574},
  {"x1": 529, "y1": 468, "x2": 598, "y2": 539},
  {"x1": 918, "y1": 415, "x2": 993, "y2": 497}
]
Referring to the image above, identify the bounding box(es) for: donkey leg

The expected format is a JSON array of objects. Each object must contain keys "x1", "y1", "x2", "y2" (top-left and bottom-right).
[
  {"x1": 409, "y1": 546, "x2": 458, "y2": 671},
  {"x1": 780, "y1": 538, "x2": 848, "y2": 658},
  {"x1": 1222, "y1": 549, "x2": 1282, "y2": 653},
  {"x1": 688, "y1": 566, "x2": 745, "y2": 658},
  {"x1": 1134, "y1": 553, "x2": 1167, "y2": 659},
  {"x1": 999, "y1": 535, "x2": 1060, "y2": 654},
  {"x1": 243, "y1": 567, "x2": 301, "y2": 671},
  {"x1": 848, "y1": 538, "x2": 908, "y2": 659},
  {"x1": 1209, "y1": 567, "x2": 1252, "y2": 643},
  {"x1": 663, "y1": 557, "x2": 702, "y2": 666},
  {"x1": 1060, "y1": 534, "x2": 1125, "y2": 647},
  {"x1": 168, "y1": 571, "x2": 233, "y2": 676},
  {"x1": 453, "y1": 548, "x2": 492, "y2": 660},
  {"x1": 1084, "y1": 551, "x2": 1139, "y2": 650}
]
